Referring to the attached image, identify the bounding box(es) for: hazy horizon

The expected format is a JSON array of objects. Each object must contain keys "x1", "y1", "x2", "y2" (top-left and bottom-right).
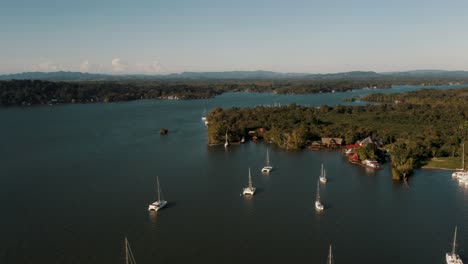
[
  {"x1": 2, "y1": 68, "x2": 468, "y2": 76},
  {"x1": 2, "y1": 0, "x2": 468, "y2": 74}
]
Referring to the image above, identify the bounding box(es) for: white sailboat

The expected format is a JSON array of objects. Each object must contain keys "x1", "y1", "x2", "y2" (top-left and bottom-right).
[
  {"x1": 148, "y1": 176, "x2": 167, "y2": 211},
  {"x1": 320, "y1": 163, "x2": 328, "y2": 183},
  {"x1": 224, "y1": 130, "x2": 229, "y2": 148},
  {"x1": 446, "y1": 226, "x2": 464, "y2": 264},
  {"x1": 315, "y1": 180, "x2": 324, "y2": 211},
  {"x1": 261, "y1": 149, "x2": 273, "y2": 173},
  {"x1": 201, "y1": 109, "x2": 207, "y2": 121},
  {"x1": 453, "y1": 143, "x2": 467, "y2": 178},
  {"x1": 327, "y1": 244, "x2": 333, "y2": 264},
  {"x1": 243, "y1": 168, "x2": 256, "y2": 195},
  {"x1": 124, "y1": 237, "x2": 137, "y2": 264},
  {"x1": 201, "y1": 109, "x2": 209, "y2": 125}
]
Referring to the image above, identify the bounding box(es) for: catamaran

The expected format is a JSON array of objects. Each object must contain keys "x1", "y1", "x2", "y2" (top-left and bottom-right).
[
  {"x1": 124, "y1": 237, "x2": 137, "y2": 264},
  {"x1": 446, "y1": 226, "x2": 463, "y2": 264},
  {"x1": 243, "y1": 168, "x2": 256, "y2": 195},
  {"x1": 224, "y1": 130, "x2": 229, "y2": 148},
  {"x1": 148, "y1": 176, "x2": 167, "y2": 211},
  {"x1": 315, "y1": 180, "x2": 324, "y2": 211},
  {"x1": 261, "y1": 149, "x2": 273, "y2": 173},
  {"x1": 327, "y1": 244, "x2": 333, "y2": 264},
  {"x1": 319, "y1": 163, "x2": 328, "y2": 183}
]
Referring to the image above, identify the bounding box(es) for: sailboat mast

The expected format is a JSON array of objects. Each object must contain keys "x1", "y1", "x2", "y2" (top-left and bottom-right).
[
  {"x1": 266, "y1": 149, "x2": 270, "y2": 166},
  {"x1": 157, "y1": 177, "x2": 161, "y2": 202},
  {"x1": 328, "y1": 244, "x2": 333, "y2": 264},
  {"x1": 316, "y1": 180, "x2": 320, "y2": 201},
  {"x1": 462, "y1": 143, "x2": 465, "y2": 171},
  {"x1": 248, "y1": 168, "x2": 253, "y2": 188},
  {"x1": 452, "y1": 226, "x2": 457, "y2": 256},
  {"x1": 125, "y1": 237, "x2": 129, "y2": 264}
]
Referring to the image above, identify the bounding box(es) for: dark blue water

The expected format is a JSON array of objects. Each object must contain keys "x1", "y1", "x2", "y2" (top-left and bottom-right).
[{"x1": 0, "y1": 84, "x2": 466, "y2": 263}]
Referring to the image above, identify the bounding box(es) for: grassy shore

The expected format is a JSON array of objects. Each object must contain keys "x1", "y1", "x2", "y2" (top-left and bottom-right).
[{"x1": 422, "y1": 157, "x2": 463, "y2": 170}]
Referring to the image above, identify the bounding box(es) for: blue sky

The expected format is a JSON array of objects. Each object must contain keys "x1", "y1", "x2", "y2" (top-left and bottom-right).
[{"x1": 1, "y1": 0, "x2": 468, "y2": 74}]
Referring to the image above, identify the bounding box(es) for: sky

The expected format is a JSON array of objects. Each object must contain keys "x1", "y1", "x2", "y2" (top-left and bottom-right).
[{"x1": 1, "y1": 0, "x2": 468, "y2": 74}]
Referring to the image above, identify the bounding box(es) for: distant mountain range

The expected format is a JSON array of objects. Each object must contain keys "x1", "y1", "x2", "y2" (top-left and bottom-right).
[{"x1": 1, "y1": 70, "x2": 468, "y2": 81}]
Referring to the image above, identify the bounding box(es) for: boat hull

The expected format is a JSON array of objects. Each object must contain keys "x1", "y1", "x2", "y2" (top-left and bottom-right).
[
  {"x1": 243, "y1": 187, "x2": 256, "y2": 195},
  {"x1": 315, "y1": 201, "x2": 324, "y2": 211},
  {"x1": 446, "y1": 253, "x2": 463, "y2": 264},
  {"x1": 148, "y1": 200, "x2": 168, "y2": 211},
  {"x1": 261, "y1": 166, "x2": 273, "y2": 173}
]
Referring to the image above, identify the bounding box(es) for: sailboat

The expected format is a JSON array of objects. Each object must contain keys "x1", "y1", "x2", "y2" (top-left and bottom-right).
[
  {"x1": 320, "y1": 163, "x2": 328, "y2": 183},
  {"x1": 224, "y1": 130, "x2": 229, "y2": 148},
  {"x1": 201, "y1": 108, "x2": 207, "y2": 121},
  {"x1": 453, "y1": 143, "x2": 467, "y2": 179},
  {"x1": 315, "y1": 180, "x2": 324, "y2": 211},
  {"x1": 148, "y1": 176, "x2": 167, "y2": 211},
  {"x1": 243, "y1": 168, "x2": 256, "y2": 195},
  {"x1": 261, "y1": 149, "x2": 273, "y2": 173},
  {"x1": 327, "y1": 244, "x2": 333, "y2": 264},
  {"x1": 201, "y1": 109, "x2": 209, "y2": 125},
  {"x1": 446, "y1": 226, "x2": 463, "y2": 264},
  {"x1": 124, "y1": 237, "x2": 137, "y2": 264}
]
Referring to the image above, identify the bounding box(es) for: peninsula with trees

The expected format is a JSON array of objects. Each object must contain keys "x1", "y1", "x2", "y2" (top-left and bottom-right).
[{"x1": 206, "y1": 88, "x2": 468, "y2": 180}]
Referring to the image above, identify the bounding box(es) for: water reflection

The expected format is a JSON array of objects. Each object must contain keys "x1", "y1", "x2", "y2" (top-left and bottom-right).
[
  {"x1": 364, "y1": 167, "x2": 377, "y2": 175},
  {"x1": 242, "y1": 194, "x2": 255, "y2": 212},
  {"x1": 148, "y1": 211, "x2": 159, "y2": 226}
]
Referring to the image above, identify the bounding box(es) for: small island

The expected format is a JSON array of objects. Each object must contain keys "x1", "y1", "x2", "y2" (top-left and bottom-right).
[
  {"x1": 159, "y1": 128, "x2": 168, "y2": 135},
  {"x1": 206, "y1": 88, "x2": 468, "y2": 180}
]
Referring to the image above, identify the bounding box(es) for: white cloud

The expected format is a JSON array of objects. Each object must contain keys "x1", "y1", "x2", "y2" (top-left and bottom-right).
[
  {"x1": 80, "y1": 60, "x2": 90, "y2": 72},
  {"x1": 111, "y1": 58, "x2": 165, "y2": 74},
  {"x1": 111, "y1": 58, "x2": 127, "y2": 73}
]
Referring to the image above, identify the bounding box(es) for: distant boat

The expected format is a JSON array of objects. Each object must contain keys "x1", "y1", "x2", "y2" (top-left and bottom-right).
[
  {"x1": 224, "y1": 130, "x2": 229, "y2": 148},
  {"x1": 446, "y1": 226, "x2": 463, "y2": 264},
  {"x1": 327, "y1": 244, "x2": 333, "y2": 264},
  {"x1": 452, "y1": 143, "x2": 466, "y2": 178},
  {"x1": 319, "y1": 163, "x2": 327, "y2": 183},
  {"x1": 124, "y1": 237, "x2": 137, "y2": 264},
  {"x1": 261, "y1": 149, "x2": 273, "y2": 173},
  {"x1": 201, "y1": 108, "x2": 207, "y2": 121},
  {"x1": 148, "y1": 176, "x2": 167, "y2": 211},
  {"x1": 362, "y1": 159, "x2": 380, "y2": 169},
  {"x1": 460, "y1": 177, "x2": 468, "y2": 186},
  {"x1": 243, "y1": 168, "x2": 256, "y2": 195},
  {"x1": 315, "y1": 180, "x2": 324, "y2": 211}
]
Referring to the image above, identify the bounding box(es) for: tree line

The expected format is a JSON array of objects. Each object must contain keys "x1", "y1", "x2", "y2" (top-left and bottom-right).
[{"x1": 1, "y1": 77, "x2": 466, "y2": 106}]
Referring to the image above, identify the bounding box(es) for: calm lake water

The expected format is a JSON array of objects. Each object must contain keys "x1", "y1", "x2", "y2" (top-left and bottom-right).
[{"x1": 0, "y1": 84, "x2": 467, "y2": 264}]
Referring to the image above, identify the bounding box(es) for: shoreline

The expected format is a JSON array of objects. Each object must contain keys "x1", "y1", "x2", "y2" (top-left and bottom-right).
[{"x1": 421, "y1": 166, "x2": 456, "y2": 171}]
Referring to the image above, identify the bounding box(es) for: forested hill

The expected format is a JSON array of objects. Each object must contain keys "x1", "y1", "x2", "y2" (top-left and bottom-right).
[
  {"x1": 2, "y1": 70, "x2": 468, "y2": 81},
  {"x1": 206, "y1": 88, "x2": 468, "y2": 180}
]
